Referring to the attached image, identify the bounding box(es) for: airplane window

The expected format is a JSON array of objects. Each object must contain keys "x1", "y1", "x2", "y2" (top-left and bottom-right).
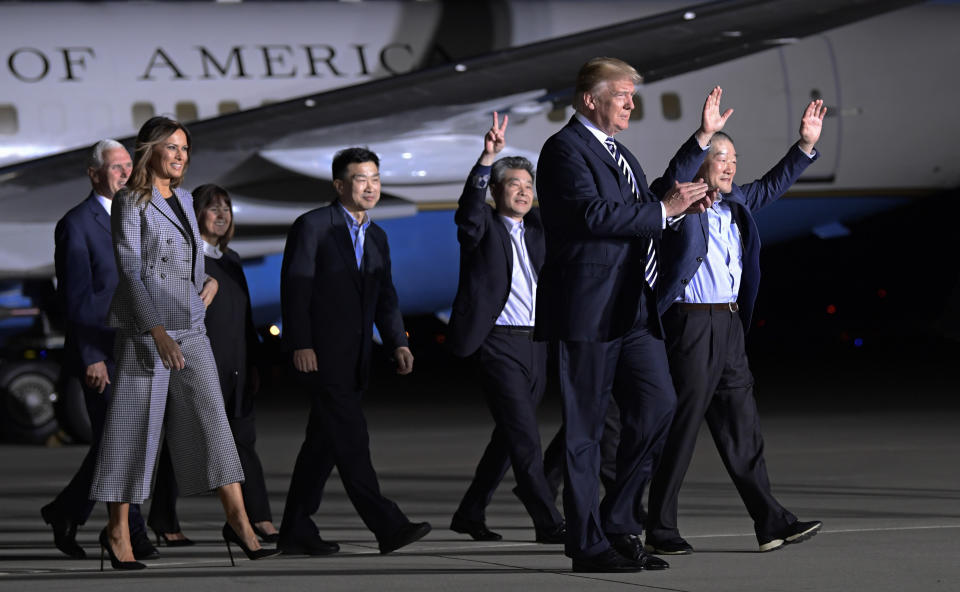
[
  {"x1": 0, "y1": 105, "x2": 20, "y2": 136},
  {"x1": 630, "y1": 94, "x2": 644, "y2": 120},
  {"x1": 218, "y1": 101, "x2": 240, "y2": 115},
  {"x1": 661, "y1": 92, "x2": 681, "y2": 120},
  {"x1": 176, "y1": 101, "x2": 198, "y2": 123},
  {"x1": 547, "y1": 104, "x2": 568, "y2": 122},
  {"x1": 0, "y1": 105, "x2": 19, "y2": 134},
  {"x1": 132, "y1": 102, "x2": 155, "y2": 129}
]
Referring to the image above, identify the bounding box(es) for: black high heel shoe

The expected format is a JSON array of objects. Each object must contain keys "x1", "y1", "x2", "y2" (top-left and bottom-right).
[
  {"x1": 251, "y1": 523, "x2": 280, "y2": 543},
  {"x1": 99, "y1": 528, "x2": 146, "y2": 571},
  {"x1": 153, "y1": 528, "x2": 195, "y2": 547},
  {"x1": 222, "y1": 523, "x2": 281, "y2": 566}
]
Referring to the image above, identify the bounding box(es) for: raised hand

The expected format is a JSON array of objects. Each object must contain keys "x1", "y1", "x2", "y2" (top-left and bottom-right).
[
  {"x1": 480, "y1": 111, "x2": 509, "y2": 165},
  {"x1": 696, "y1": 86, "x2": 734, "y2": 147},
  {"x1": 798, "y1": 99, "x2": 827, "y2": 154}
]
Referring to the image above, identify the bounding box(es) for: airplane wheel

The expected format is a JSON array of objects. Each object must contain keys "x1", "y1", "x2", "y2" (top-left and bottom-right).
[
  {"x1": 55, "y1": 374, "x2": 91, "y2": 444},
  {"x1": 0, "y1": 361, "x2": 59, "y2": 444}
]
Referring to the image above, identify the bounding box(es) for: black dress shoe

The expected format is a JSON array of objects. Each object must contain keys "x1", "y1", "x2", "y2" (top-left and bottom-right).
[
  {"x1": 40, "y1": 504, "x2": 86, "y2": 559},
  {"x1": 608, "y1": 534, "x2": 669, "y2": 570},
  {"x1": 277, "y1": 533, "x2": 340, "y2": 556},
  {"x1": 450, "y1": 515, "x2": 502, "y2": 541},
  {"x1": 759, "y1": 520, "x2": 822, "y2": 552},
  {"x1": 379, "y1": 521, "x2": 431, "y2": 554},
  {"x1": 131, "y1": 534, "x2": 160, "y2": 560},
  {"x1": 98, "y1": 528, "x2": 146, "y2": 571},
  {"x1": 644, "y1": 536, "x2": 694, "y2": 555},
  {"x1": 251, "y1": 523, "x2": 280, "y2": 544},
  {"x1": 572, "y1": 547, "x2": 643, "y2": 573},
  {"x1": 534, "y1": 521, "x2": 566, "y2": 544}
]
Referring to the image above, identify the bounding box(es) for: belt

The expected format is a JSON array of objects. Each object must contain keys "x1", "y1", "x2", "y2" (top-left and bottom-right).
[
  {"x1": 676, "y1": 302, "x2": 739, "y2": 313},
  {"x1": 491, "y1": 325, "x2": 535, "y2": 336}
]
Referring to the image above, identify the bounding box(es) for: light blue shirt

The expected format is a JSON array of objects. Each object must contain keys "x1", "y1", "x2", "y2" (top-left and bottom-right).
[
  {"x1": 340, "y1": 203, "x2": 370, "y2": 269},
  {"x1": 574, "y1": 112, "x2": 667, "y2": 228},
  {"x1": 495, "y1": 215, "x2": 537, "y2": 326},
  {"x1": 679, "y1": 195, "x2": 742, "y2": 304}
]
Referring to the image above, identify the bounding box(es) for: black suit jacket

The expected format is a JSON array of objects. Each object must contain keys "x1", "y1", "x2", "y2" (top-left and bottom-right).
[
  {"x1": 535, "y1": 116, "x2": 707, "y2": 342},
  {"x1": 448, "y1": 163, "x2": 545, "y2": 357},
  {"x1": 281, "y1": 202, "x2": 408, "y2": 390},
  {"x1": 54, "y1": 193, "x2": 118, "y2": 374}
]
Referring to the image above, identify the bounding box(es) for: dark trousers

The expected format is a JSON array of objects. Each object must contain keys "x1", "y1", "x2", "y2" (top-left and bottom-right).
[
  {"x1": 279, "y1": 382, "x2": 408, "y2": 543},
  {"x1": 148, "y1": 412, "x2": 273, "y2": 533},
  {"x1": 45, "y1": 364, "x2": 145, "y2": 537},
  {"x1": 557, "y1": 297, "x2": 676, "y2": 558},
  {"x1": 646, "y1": 305, "x2": 795, "y2": 544},
  {"x1": 543, "y1": 401, "x2": 630, "y2": 504},
  {"x1": 454, "y1": 330, "x2": 563, "y2": 530}
]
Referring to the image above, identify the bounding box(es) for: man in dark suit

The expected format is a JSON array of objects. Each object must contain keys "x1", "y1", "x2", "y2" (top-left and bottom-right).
[
  {"x1": 278, "y1": 147, "x2": 431, "y2": 556},
  {"x1": 41, "y1": 140, "x2": 157, "y2": 560},
  {"x1": 447, "y1": 113, "x2": 565, "y2": 543},
  {"x1": 535, "y1": 57, "x2": 731, "y2": 572},
  {"x1": 645, "y1": 101, "x2": 828, "y2": 555}
]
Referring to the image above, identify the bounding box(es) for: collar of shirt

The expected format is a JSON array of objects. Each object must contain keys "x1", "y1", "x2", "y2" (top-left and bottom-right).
[
  {"x1": 339, "y1": 203, "x2": 370, "y2": 231},
  {"x1": 498, "y1": 214, "x2": 524, "y2": 235},
  {"x1": 574, "y1": 112, "x2": 614, "y2": 148},
  {"x1": 94, "y1": 193, "x2": 112, "y2": 215},
  {"x1": 202, "y1": 240, "x2": 223, "y2": 259}
]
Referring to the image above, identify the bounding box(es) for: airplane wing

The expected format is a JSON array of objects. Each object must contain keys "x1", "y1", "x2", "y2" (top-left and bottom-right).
[{"x1": 1, "y1": 0, "x2": 918, "y2": 191}]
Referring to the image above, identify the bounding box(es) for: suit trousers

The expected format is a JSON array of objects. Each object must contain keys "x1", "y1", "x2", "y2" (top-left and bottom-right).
[
  {"x1": 557, "y1": 292, "x2": 676, "y2": 558},
  {"x1": 45, "y1": 365, "x2": 146, "y2": 537},
  {"x1": 280, "y1": 381, "x2": 408, "y2": 542},
  {"x1": 454, "y1": 331, "x2": 563, "y2": 530},
  {"x1": 91, "y1": 321, "x2": 244, "y2": 503},
  {"x1": 646, "y1": 305, "x2": 796, "y2": 544},
  {"x1": 149, "y1": 412, "x2": 273, "y2": 532}
]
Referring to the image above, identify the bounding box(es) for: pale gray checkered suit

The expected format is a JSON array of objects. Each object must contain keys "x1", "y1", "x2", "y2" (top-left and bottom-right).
[{"x1": 91, "y1": 186, "x2": 243, "y2": 504}]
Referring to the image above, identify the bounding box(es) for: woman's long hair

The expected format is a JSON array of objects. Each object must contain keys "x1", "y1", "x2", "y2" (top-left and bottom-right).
[
  {"x1": 128, "y1": 116, "x2": 192, "y2": 204},
  {"x1": 192, "y1": 184, "x2": 235, "y2": 250}
]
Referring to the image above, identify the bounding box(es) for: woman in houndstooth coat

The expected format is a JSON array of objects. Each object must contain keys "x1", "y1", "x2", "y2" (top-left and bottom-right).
[{"x1": 90, "y1": 116, "x2": 278, "y2": 569}]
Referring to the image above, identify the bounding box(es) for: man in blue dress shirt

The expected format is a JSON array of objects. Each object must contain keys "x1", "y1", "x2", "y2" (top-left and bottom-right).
[{"x1": 645, "y1": 100, "x2": 828, "y2": 555}]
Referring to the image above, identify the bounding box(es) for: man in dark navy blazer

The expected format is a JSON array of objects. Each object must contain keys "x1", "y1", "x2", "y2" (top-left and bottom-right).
[
  {"x1": 447, "y1": 113, "x2": 564, "y2": 543},
  {"x1": 278, "y1": 147, "x2": 430, "y2": 556},
  {"x1": 535, "y1": 57, "x2": 731, "y2": 573},
  {"x1": 645, "y1": 101, "x2": 828, "y2": 555},
  {"x1": 41, "y1": 140, "x2": 157, "y2": 560}
]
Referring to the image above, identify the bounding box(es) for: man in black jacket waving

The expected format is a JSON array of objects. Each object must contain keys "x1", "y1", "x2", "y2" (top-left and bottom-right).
[{"x1": 447, "y1": 113, "x2": 565, "y2": 544}]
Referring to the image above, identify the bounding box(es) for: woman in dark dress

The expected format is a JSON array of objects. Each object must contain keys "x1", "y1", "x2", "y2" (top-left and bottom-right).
[
  {"x1": 149, "y1": 184, "x2": 279, "y2": 543},
  {"x1": 193, "y1": 184, "x2": 279, "y2": 541}
]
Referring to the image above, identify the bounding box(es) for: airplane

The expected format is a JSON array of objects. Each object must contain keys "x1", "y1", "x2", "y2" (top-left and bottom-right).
[{"x1": 1, "y1": 0, "x2": 956, "y2": 443}]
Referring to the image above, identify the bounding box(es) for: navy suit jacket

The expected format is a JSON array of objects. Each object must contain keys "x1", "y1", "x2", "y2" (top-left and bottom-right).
[
  {"x1": 54, "y1": 193, "x2": 118, "y2": 374},
  {"x1": 658, "y1": 143, "x2": 818, "y2": 331},
  {"x1": 448, "y1": 163, "x2": 545, "y2": 357},
  {"x1": 281, "y1": 202, "x2": 408, "y2": 391},
  {"x1": 534, "y1": 117, "x2": 708, "y2": 342}
]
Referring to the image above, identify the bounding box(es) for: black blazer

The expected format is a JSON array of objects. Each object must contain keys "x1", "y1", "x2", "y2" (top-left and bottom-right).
[
  {"x1": 535, "y1": 117, "x2": 707, "y2": 342},
  {"x1": 447, "y1": 163, "x2": 545, "y2": 357},
  {"x1": 53, "y1": 193, "x2": 118, "y2": 374},
  {"x1": 281, "y1": 202, "x2": 408, "y2": 390}
]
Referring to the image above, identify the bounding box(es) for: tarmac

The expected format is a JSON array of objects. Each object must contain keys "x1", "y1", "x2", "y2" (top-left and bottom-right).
[{"x1": 2, "y1": 338, "x2": 959, "y2": 592}]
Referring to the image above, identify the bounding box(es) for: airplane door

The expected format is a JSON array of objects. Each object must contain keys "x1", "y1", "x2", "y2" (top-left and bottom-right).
[{"x1": 780, "y1": 36, "x2": 839, "y2": 182}]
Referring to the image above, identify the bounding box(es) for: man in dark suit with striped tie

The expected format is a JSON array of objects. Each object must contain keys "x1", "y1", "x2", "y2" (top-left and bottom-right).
[
  {"x1": 645, "y1": 100, "x2": 827, "y2": 556},
  {"x1": 535, "y1": 57, "x2": 731, "y2": 572},
  {"x1": 447, "y1": 113, "x2": 564, "y2": 544}
]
